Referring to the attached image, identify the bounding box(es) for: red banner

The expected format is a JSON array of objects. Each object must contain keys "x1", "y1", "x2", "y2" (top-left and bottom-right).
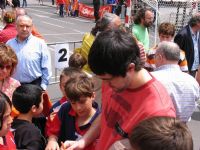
[{"x1": 79, "y1": 3, "x2": 112, "y2": 19}]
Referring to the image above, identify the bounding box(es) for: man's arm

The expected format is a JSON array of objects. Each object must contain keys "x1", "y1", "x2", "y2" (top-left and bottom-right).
[
  {"x1": 40, "y1": 41, "x2": 52, "y2": 90},
  {"x1": 62, "y1": 114, "x2": 101, "y2": 150}
]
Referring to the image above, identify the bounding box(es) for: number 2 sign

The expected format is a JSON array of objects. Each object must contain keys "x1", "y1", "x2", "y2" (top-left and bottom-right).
[{"x1": 55, "y1": 43, "x2": 70, "y2": 69}]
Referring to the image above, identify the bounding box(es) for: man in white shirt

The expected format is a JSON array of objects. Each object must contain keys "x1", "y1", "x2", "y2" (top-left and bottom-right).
[{"x1": 152, "y1": 41, "x2": 199, "y2": 122}]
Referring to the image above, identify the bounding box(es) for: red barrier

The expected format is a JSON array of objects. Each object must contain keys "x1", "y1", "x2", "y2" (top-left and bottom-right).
[{"x1": 79, "y1": 3, "x2": 112, "y2": 19}]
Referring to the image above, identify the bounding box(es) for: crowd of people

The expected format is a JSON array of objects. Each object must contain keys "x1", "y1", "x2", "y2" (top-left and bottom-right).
[{"x1": 0, "y1": 3, "x2": 200, "y2": 150}]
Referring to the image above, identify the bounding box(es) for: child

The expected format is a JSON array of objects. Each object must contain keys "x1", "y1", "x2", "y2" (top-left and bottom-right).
[
  {"x1": 69, "y1": 52, "x2": 87, "y2": 70},
  {"x1": 11, "y1": 84, "x2": 46, "y2": 150},
  {"x1": 146, "y1": 22, "x2": 188, "y2": 72},
  {"x1": 65, "y1": 0, "x2": 71, "y2": 16},
  {"x1": 0, "y1": 91, "x2": 16, "y2": 150},
  {"x1": 129, "y1": 116, "x2": 193, "y2": 150},
  {"x1": 57, "y1": 0, "x2": 65, "y2": 17},
  {"x1": 48, "y1": 67, "x2": 86, "y2": 116},
  {"x1": 71, "y1": 0, "x2": 78, "y2": 17},
  {"x1": 45, "y1": 75, "x2": 100, "y2": 150}
]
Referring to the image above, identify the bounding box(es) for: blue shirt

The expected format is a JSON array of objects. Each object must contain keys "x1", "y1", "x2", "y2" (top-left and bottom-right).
[
  {"x1": 7, "y1": 34, "x2": 52, "y2": 90},
  {"x1": 189, "y1": 26, "x2": 199, "y2": 71}
]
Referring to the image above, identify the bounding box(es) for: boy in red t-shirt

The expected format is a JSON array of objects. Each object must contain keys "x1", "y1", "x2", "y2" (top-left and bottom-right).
[
  {"x1": 45, "y1": 75, "x2": 100, "y2": 150},
  {"x1": 48, "y1": 67, "x2": 86, "y2": 120}
]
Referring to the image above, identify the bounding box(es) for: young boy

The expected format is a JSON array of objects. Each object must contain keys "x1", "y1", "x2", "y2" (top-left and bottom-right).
[
  {"x1": 146, "y1": 22, "x2": 188, "y2": 72},
  {"x1": 129, "y1": 116, "x2": 193, "y2": 150},
  {"x1": 11, "y1": 84, "x2": 46, "y2": 150},
  {"x1": 48, "y1": 67, "x2": 86, "y2": 116},
  {"x1": 45, "y1": 75, "x2": 100, "y2": 150},
  {"x1": 69, "y1": 52, "x2": 87, "y2": 70}
]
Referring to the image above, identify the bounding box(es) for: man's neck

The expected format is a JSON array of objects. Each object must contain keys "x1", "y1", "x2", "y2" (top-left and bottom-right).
[
  {"x1": 17, "y1": 35, "x2": 30, "y2": 42},
  {"x1": 128, "y1": 69, "x2": 152, "y2": 89},
  {"x1": 191, "y1": 26, "x2": 199, "y2": 34},
  {"x1": 140, "y1": 23, "x2": 146, "y2": 28}
]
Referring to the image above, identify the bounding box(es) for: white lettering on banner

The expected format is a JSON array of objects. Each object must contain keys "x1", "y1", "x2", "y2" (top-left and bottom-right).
[{"x1": 55, "y1": 43, "x2": 70, "y2": 69}]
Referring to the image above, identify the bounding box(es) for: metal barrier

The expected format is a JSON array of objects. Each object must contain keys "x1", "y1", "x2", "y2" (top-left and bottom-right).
[{"x1": 47, "y1": 40, "x2": 82, "y2": 85}]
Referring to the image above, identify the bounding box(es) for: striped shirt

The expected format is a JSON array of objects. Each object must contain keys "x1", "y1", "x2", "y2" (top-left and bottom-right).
[{"x1": 152, "y1": 64, "x2": 199, "y2": 122}]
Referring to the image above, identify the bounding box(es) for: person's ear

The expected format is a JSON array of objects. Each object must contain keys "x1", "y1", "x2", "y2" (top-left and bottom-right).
[
  {"x1": 31, "y1": 105, "x2": 37, "y2": 113},
  {"x1": 127, "y1": 63, "x2": 135, "y2": 72},
  {"x1": 91, "y1": 92, "x2": 96, "y2": 101},
  {"x1": 41, "y1": 92, "x2": 45, "y2": 104}
]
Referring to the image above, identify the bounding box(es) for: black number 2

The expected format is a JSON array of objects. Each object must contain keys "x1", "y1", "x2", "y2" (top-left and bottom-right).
[{"x1": 58, "y1": 48, "x2": 68, "y2": 62}]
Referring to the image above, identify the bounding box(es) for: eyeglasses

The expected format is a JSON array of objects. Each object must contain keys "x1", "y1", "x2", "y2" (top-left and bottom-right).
[{"x1": 0, "y1": 64, "x2": 12, "y2": 70}]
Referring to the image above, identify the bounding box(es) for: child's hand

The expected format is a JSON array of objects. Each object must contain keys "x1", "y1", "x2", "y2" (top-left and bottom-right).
[
  {"x1": 50, "y1": 111, "x2": 57, "y2": 121},
  {"x1": 60, "y1": 140, "x2": 85, "y2": 150},
  {"x1": 45, "y1": 138, "x2": 60, "y2": 150}
]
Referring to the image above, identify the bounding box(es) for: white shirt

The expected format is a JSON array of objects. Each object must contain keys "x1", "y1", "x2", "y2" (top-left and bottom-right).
[{"x1": 152, "y1": 64, "x2": 200, "y2": 122}]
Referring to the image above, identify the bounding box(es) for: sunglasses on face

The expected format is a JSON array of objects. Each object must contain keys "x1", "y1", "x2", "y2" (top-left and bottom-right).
[{"x1": 0, "y1": 64, "x2": 12, "y2": 70}]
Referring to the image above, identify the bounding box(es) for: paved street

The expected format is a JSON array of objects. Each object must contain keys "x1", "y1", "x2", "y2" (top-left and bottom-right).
[{"x1": 1, "y1": 1, "x2": 200, "y2": 149}]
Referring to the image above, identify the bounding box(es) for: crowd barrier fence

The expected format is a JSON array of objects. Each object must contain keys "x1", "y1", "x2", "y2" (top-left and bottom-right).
[{"x1": 47, "y1": 40, "x2": 82, "y2": 85}]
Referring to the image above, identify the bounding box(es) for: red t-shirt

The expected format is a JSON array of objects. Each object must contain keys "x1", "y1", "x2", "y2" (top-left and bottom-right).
[
  {"x1": 96, "y1": 77, "x2": 176, "y2": 150},
  {"x1": 0, "y1": 131, "x2": 16, "y2": 150}
]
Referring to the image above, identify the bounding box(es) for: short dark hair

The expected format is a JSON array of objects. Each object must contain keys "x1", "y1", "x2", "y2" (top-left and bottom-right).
[
  {"x1": 188, "y1": 13, "x2": 200, "y2": 27},
  {"x1": 12, "y1": 84, "x2": 43, "y2": 114},
  {"x1": 158, "y1": 22, "x2": 176, "y2": 36},
  {"x1": 0, "y1": 91, "x2": 12, "y2": 129},
  {"x1": 88, "y1": 29, "x2": 142, "y2": 77},
  {"x1": 65, "y1": 75, "x2": 94, "y2": 102},
  {"x1": 134, "y1": 8, "x2": 153, "y2": 24},
  {"x1": 129, "y1": 116, "x2": 193, "y2": 150},
  {"x1": 69, "y1": 53, "x2": 87, "y2": 69}
]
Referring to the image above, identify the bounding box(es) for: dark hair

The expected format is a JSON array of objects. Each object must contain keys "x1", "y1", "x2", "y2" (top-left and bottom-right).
[
  {"x1": 134, "y1": 8, "x2": 153, "y2": 24},
  {"x1": 65, "y1": 75, "x2": 94, "y2": 102},
  {"x1": 188, "y1": 13, "x2": 200, "y2": 27},
  {"x1": 158, "y1": 22, "x2": 176, "y2": 36},
  {"x1": 3, "y1": 11, "x2": 16, "y2": 24},
  {"x1": 12, "y1": 84, "x2": 43, "y2": 114},
  {"x1": 129, "y1": 117, "x2": 193, "y2": 150},
  {"x1": 59, "y1": 67, "x2": 86, "y2": 83},
  {"x1": 69, "y1": 53, "x2": 87, "y2": 69},
  {"x1": 0, "y1": 91, "x2": 12, "y2": 129},
  {"x1": 90, "y1": 19, "x2": 102, "y2": 36},
  {"x1": 88, "y1": 29, "x2": 142, "y2": 77}
]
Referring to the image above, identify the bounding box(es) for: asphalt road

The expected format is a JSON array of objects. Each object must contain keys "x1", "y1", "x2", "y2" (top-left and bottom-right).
[{"x1": 1, "y1": 1, "x2": 200, "y2": 149}]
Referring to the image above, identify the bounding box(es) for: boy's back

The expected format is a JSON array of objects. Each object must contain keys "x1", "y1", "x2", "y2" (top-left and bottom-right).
[{"x1": 12, "y1": 119, "x2": 46, "y2": 150}]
